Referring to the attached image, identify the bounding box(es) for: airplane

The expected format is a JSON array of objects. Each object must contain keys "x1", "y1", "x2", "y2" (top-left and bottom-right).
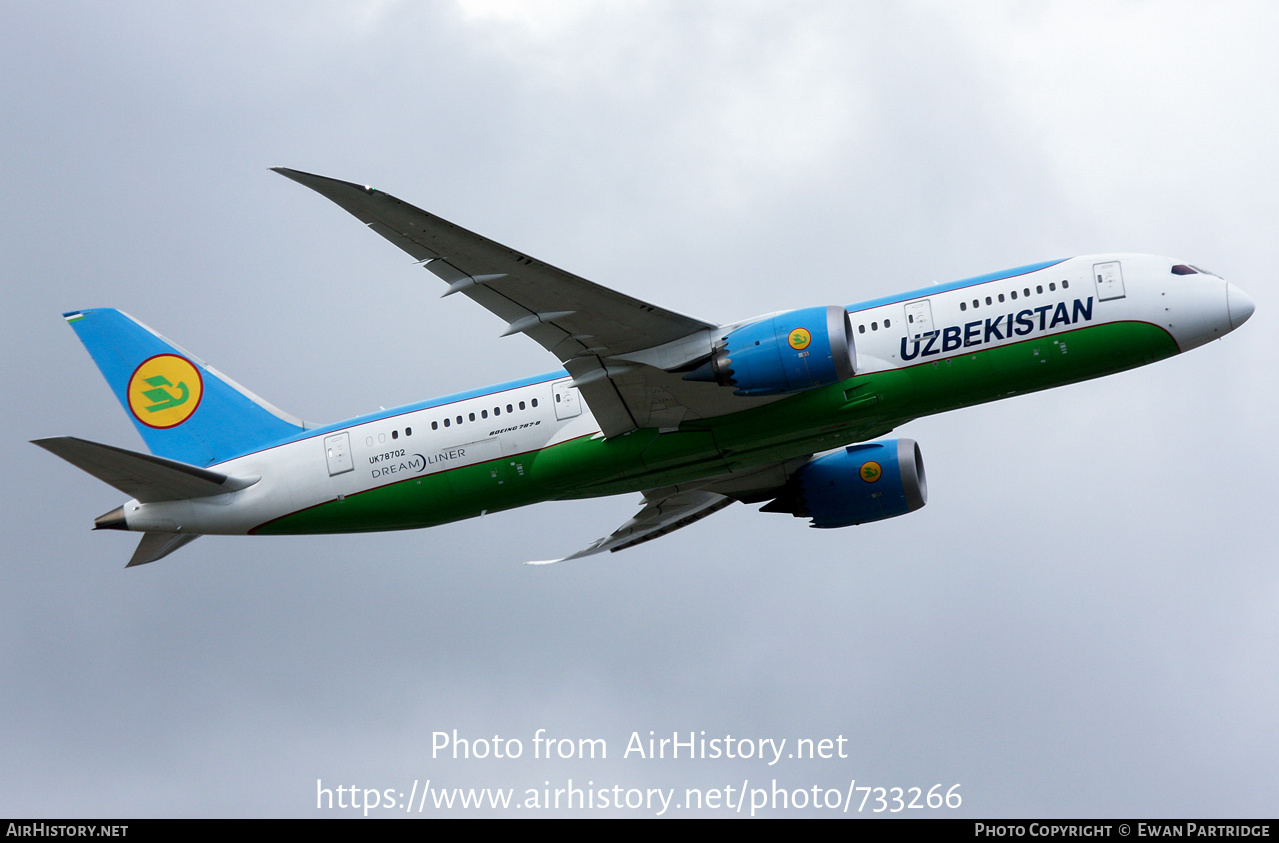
[{"x1": 34, "y1": 168, "x2": 1256, "y2": 567}]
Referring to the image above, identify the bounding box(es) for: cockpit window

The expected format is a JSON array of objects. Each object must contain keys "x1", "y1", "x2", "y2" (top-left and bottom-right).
[
  {"x1": 1171, "y1": 265, "x2": 1197, "y2": 275},
  {"x1": 1190, "y1": 265, "x2": 1220, "y2": 278}
]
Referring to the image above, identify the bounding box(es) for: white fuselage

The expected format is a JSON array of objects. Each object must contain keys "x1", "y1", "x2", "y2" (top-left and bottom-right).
[{"x1": 118, "y1": 254, "x2": 1250, "y2": 537}]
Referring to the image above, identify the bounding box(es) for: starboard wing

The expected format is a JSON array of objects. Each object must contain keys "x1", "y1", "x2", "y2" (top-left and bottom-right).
[{"x1": 274, "y1": 168, "x2": 786, "y2": 437}]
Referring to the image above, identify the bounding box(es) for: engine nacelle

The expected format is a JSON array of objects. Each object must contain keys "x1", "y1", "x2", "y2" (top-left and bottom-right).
[
  {"x1": 684, "y1": 305, "x2": 855, "y2": 396},
  {"x1": 762, "y1": 439, "x2": 927, "y2": 528}
]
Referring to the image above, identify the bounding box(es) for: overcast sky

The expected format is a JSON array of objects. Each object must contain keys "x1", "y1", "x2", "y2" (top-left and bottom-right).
[{"x1": 3, "y1": 1, "x2": 1276, "y2": 818}]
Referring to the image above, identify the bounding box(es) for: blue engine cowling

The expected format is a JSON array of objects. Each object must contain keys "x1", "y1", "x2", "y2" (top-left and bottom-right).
[
  {"x1": 761, "y1": 439, "x2": 927, "y2": 528},
  {"x1": 684, "y1": 305, "x2": 856, "y2": 396}
]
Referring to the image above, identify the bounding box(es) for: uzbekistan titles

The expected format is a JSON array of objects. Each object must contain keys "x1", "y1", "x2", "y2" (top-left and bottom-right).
[{"x1": 900, "y1": 297, "x2": 1094, "y2": 361}]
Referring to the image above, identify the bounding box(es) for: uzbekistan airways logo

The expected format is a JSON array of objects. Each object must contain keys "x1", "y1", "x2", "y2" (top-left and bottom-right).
[
  {"x1": 127, "y1": 354, "x2": 203, "y2": 428},
  {"x1": 788, "y1": 327, "x2": 812, "y2": 350},
  {"x1": 859, "y1": 461, "x2": 882, "y2": 482}
]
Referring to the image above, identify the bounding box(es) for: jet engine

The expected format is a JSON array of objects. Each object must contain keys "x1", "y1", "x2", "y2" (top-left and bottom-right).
[
  {"x1": 762, "y1": 439, "x2": 927, "y2": 527},
  {"x1": 684, "y1": 305, "x2": 855, "y2": 396}
]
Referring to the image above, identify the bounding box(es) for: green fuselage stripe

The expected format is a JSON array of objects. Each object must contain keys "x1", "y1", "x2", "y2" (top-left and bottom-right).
[{"x1": 252, "y1": 321, "x2": 1177, "y2": 535}]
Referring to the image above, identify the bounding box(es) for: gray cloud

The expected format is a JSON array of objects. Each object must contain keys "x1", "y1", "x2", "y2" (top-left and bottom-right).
[{"x1": 2, "y1": 1, "x2": 1274, "y2": 817}]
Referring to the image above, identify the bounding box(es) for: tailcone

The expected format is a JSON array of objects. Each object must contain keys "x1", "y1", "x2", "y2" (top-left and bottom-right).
[{"x1": 94, "y1": 506, "x2": 128, "y2": 531}]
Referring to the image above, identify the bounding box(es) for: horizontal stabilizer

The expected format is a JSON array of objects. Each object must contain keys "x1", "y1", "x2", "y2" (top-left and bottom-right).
[
  {"x1": 32, "y1": 437, "x2": 258, "y2": 503},
  {"x1": 128, "y1": 532, "x2": 200, "y2": 567}
]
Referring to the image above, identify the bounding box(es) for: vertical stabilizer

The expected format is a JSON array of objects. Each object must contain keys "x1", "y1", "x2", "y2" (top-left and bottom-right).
[{"x1": 63, "y1": 309, "x2": 306, "y2": 466}]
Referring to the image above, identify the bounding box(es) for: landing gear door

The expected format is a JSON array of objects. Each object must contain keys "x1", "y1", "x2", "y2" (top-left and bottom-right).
[
  {"x1": 324, "y1": 432, "x2": 354, "y2": 476},
  {"x1": 1094, "y1": 261, "x2": 1126, "y2": 301},
  {"x1": 904, "y1": 299, "x2": 935, "y2": 339},
  {"x1": 553, "y1": 380, "x2": 582, "y2": 420}
]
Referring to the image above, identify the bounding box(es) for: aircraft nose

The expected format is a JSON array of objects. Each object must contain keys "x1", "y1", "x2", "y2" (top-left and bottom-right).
[{"x1": 1227, "y1": 283, "x2": 1255, "y2": 330}]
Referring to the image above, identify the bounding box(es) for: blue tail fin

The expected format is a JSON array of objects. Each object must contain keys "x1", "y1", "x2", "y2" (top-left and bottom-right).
[{"x1": 64, "y1": 309, "x2": 306, "y2": 466}]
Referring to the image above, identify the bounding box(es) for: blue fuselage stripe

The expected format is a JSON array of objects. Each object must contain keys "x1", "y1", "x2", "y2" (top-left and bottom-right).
[{"x1": 845, "y1": 259, "x2": 1066, "y2": 313}]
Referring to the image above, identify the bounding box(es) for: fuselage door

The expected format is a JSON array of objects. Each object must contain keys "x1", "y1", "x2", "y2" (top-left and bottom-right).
[
  {"x1": 553, "y1": 380, "x2": 582, "y2": 420},
  {"x1": 904, "y1": 299, "x2": 935, "y2": 339},
  {"x1": 1094, "y1": 261, "x2": 1126, "y2": 301},
  {"x1": 324, "y1": 432, "x2": 354, "y2": 476}
]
